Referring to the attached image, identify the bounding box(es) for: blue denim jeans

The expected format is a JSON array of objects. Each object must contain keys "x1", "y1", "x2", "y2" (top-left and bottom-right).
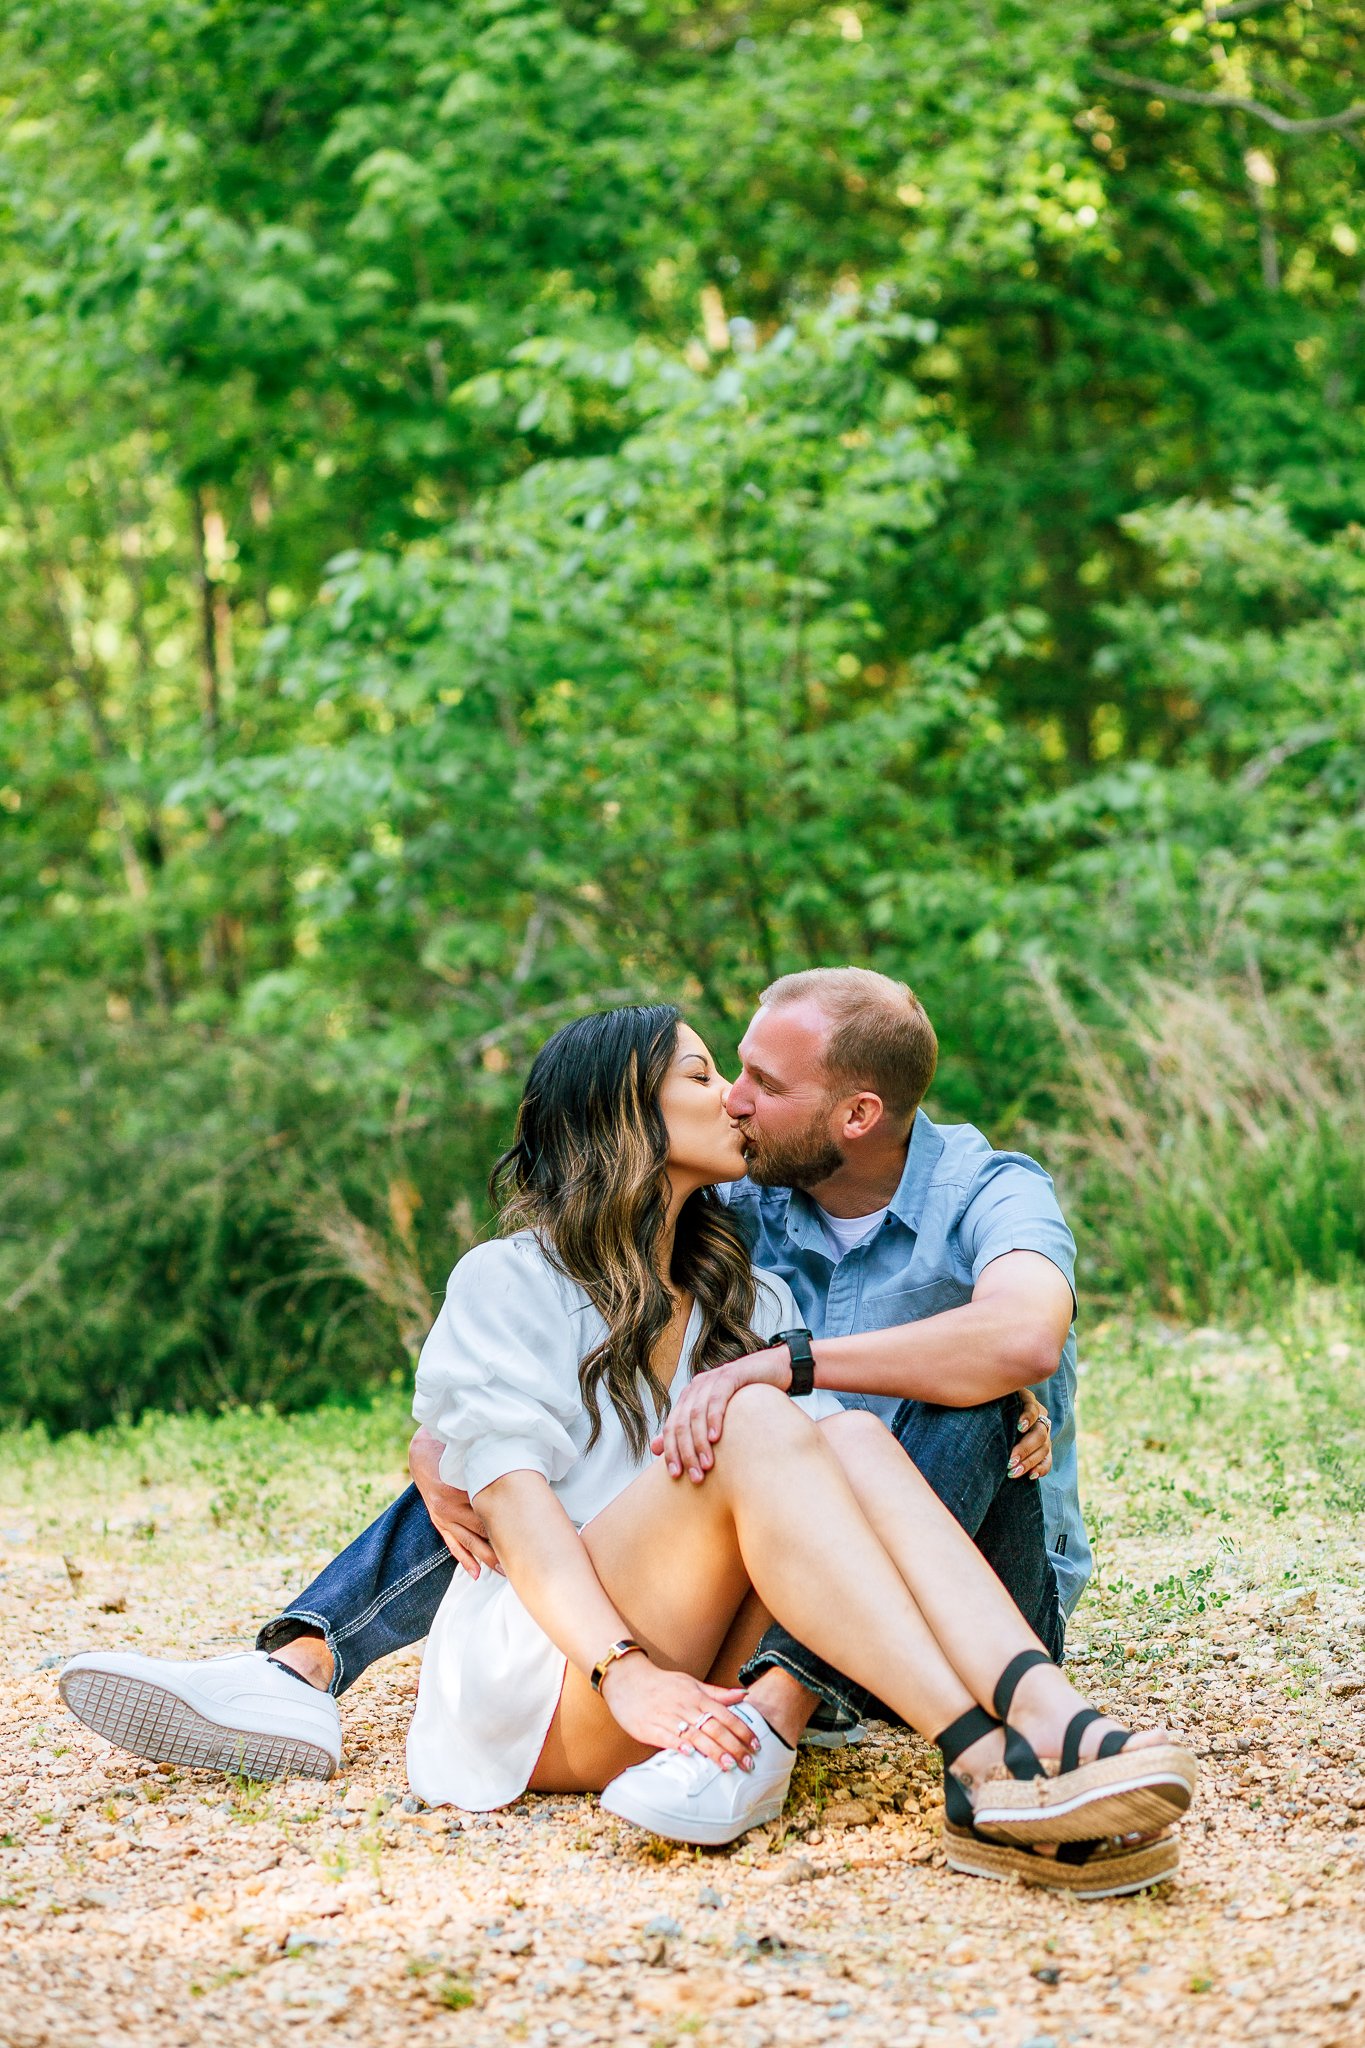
[
  {"x1": 259, "y1": 1393, "x2": 1062, "y2": 1702},
  {"x1": 258, "y1": 1484, "x2": 457, "y2": 1695},
  {"x1": 738, "y1": 1392, "x2": 1064, "y2": 1720}
]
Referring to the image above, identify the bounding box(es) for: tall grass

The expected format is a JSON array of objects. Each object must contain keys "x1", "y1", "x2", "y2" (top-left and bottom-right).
[{"x1": 1029, "y1": 961, "x2": 1365, "y2": 1317}]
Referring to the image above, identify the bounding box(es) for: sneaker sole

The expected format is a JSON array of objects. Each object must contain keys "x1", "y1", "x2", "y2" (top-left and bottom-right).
[
  {"x1": 58, "y1": 1667, "x2": 336, "y2": 1782},
  {"x1": 600, "y1": 1789, "x2": 788, "y2": 1847}
]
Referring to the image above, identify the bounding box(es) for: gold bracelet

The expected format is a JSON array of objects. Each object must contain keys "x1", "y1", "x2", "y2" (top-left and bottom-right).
[{"x1": 590, "y1": 1637, "x2": 645, "y2": 1694}]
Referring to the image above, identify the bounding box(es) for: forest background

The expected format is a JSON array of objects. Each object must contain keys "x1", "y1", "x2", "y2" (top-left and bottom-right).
[{"x1": 2, "y1": 0, "x2": 1364, "y2": 1432}]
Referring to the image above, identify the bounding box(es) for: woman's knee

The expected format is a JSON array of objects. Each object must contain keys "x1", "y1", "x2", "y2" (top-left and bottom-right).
[
  {"x1": 820, "y1": 1407, "x2": 895, "y2": 1453},
  {"x1": 720, "y1": 1382, "x2": 820, "y2": 1451}
]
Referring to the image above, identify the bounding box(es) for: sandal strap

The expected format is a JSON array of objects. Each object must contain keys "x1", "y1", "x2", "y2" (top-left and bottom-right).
[
  {"x1": 934, "y1": 1705, "x2": 999, "y2": 1835},
  {"x1": 1002, "y1": 1723, "x2": 1047, "y2": 1781},
  {"x1": 1060, "y1": 1708, "x2": 1104, "y2": 1775},
  {"x1": 991, "y1": 1648, "x2": 1051, "y2": 1721},
  {"x1": 1098, "y1": 1728, "x2": 1132, "y2": 1759},
  {"x1": 934, "y1": 1705, "x2": 999, "y2": 1767},
  {"x1": 992, "y1": 1651, "x2": 1052, "y2": 1783}
]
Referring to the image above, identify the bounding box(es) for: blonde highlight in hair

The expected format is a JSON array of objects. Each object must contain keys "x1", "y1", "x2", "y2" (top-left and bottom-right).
[{"x1": 491, "y1": 1006, "x2": 765, "y2": 1458}]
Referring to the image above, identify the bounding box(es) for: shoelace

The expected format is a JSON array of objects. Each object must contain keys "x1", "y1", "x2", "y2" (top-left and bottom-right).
[{"x1": 640, "y1": 1744, "x2": 731, "y2": 1790}]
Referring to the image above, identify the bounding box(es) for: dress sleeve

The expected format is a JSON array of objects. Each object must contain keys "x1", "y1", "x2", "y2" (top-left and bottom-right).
[
  {"x1": 412, "y1": 1238, "x2": 586, "y2": 1501},
  {"x1": 752, "y1": 1267, "x2": 799, "y2": 1338}
]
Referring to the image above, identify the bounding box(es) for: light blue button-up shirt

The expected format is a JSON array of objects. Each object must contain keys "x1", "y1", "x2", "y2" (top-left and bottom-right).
[{"x1": 724, "y1": 1109, "x2": 1091, "y2": 1617}]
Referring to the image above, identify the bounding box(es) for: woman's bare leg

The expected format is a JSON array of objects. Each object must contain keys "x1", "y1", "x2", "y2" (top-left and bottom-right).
[
  {"x1": 531, "y1": 1385, "x2": 985, "y2": 1793},
  {"x1": 816, "y1": 1410, "x2": 1169, "y2": 1769},
  {"x1": 708, "y1": 1590, "x2": 771, "y2": 1689}
]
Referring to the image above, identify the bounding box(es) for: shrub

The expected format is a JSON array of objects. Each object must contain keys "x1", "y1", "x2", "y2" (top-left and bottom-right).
[{"x1": 1029, "y1": 960, "x2": 1365, "y2": 1317}]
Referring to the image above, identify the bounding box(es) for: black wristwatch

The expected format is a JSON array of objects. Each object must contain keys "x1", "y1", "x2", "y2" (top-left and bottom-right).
[{"x1": 773, "y1": 1328, "x2": 816, "y2": 1399}]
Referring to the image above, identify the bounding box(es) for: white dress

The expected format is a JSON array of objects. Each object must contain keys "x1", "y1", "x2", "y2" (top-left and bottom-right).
[{"x1": 405, "y1": 1229, "x2": 842, "y2": 1811}]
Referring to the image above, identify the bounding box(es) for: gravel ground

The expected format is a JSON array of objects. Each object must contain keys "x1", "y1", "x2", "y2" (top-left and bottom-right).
[{"x1": 2, "y1": 1311, "x2": 1363, "y2": 2048}]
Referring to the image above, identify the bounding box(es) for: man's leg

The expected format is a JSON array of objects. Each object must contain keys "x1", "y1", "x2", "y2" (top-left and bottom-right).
[
  {"x1": 742, "y1": 1394, "x2": 1063, "y2": 1727},
  {"x1": 59, "y1": 1486, "x2": 455, "y2": 1779},
  {"x1": 257, "y1": 1484, "x2": 456, "y2": 1695},
  {"x1": 891, "y1": 1396, "x2": 1064, "y2": 1660}
]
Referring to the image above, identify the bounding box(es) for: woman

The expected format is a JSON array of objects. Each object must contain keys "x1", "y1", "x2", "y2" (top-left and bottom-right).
[{"x1": 407, "y1": 1006, "x2": 1195, "y2": 1895}]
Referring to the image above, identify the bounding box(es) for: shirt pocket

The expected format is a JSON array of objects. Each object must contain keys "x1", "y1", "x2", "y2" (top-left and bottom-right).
[{"x1": 860, "y1": 1278, "x2": 972, "y2": 1328}]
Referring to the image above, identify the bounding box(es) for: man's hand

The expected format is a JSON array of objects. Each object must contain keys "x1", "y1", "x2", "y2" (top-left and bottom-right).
[
  {"x1": 652, "y1": 1349, "x2": 788, "y2": 1483},
  {"x1": 409, "y1": 1426, "x2": 502, "y2": 1577},
  {"x1": 1009, "y1": 1387, "x2": 1053, "y2": 1481}
]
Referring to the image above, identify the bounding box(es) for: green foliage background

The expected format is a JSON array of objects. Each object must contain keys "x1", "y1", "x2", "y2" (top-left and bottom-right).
[{"x1": 3, "y1": 0, "x2": 1364, "y2": 1426}]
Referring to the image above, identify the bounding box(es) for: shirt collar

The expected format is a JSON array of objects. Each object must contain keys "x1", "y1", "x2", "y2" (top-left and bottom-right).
[{"x1": 887, "y1": 1108, "x2": 943, "y2": 1231}]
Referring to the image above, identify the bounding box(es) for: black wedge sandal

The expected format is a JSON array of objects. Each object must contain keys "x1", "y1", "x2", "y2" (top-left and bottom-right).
[
  {"x1": 935, "y1": 1695, "x2": 1179, "y2": 1900},
  {"x1": 968, "y1": 1649, "x2": 1198, "y2": 1848}
]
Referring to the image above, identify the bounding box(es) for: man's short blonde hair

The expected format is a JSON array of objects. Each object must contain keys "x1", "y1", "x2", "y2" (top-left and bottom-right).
[{"x1": 759, "y1": 966, "x2": 938, "y2": 1124}]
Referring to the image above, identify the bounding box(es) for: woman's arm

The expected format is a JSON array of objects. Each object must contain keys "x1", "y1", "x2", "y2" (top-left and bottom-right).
[{"x1": 476, "y1": 1469, "x2": 757, "y2": 1770}]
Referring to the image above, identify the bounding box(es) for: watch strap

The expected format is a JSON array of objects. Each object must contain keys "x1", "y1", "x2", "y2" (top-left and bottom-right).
[{"x1": 774, "y1": 1328, "x2": 816, "y2": 1399}]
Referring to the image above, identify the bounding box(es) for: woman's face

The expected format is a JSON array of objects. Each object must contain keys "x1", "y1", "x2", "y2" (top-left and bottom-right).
[{"x1": 658, "y1": 1023, "x2": 747, "y2": 1187}]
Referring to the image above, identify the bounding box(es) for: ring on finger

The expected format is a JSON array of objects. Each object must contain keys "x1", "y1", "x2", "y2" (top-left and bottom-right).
[{"x1": 695, "y1": 1712, "x2": 716, "y2": 1731}]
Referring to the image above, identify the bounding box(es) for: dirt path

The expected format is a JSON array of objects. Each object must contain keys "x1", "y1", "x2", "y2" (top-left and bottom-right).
[{"x1": 1, "y1": 1312, "x2": 1363, "y2": 2047}]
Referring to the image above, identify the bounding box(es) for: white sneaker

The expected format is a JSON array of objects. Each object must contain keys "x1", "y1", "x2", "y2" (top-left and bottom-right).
[
  {"x1": 600, "y1": 1704, "x2": 795, "y2": 1847},
  {"x1": 58, "y1": 1650, "x2": 341, "y2": 1781}
]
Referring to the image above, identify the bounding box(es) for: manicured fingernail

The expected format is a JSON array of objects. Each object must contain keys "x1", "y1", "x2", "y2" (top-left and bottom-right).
[
  {"x1": 721, "y1": 1756, "x2": 733, "y2": 1771},
  {"x1": 742, "y1": 1757, "x2": 754, "y2": 1772},
  {"x1": 669, "y1": 1462, "x2": 679, "y2": 1476},
  {"x1": 1008, "y1": 1461, "x2": 1020, "y2": 1477},
  {"x1": 690, "y1": 1468, "x2": 701, "y2": 1481}
]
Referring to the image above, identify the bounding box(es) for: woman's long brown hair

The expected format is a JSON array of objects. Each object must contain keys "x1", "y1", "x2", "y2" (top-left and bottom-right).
[{"x1": 490, "y1": 1005, "x2": 766, "y2": 1458}]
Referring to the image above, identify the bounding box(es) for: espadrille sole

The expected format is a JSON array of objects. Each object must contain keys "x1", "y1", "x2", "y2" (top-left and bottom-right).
[
  {"x1": 944, "y1": 1824, "x2": 1179, "y2": 1898},
  {"x1": 59, "y1": 1667, "x2": 336, "y2": 1782},
  {"x1": 970, "y1": 1744, "x2": 1197, "y2": 1846}
]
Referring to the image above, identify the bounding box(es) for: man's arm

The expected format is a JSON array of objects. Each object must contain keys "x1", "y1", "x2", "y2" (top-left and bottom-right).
[
  {"x1": 655, "y1": 1253, "x2": 1068, "y2": 1484},
  {"x1": 803, "y1": 1250, "x2": 1074, "y2": 1406},
  {"x1": 409, "y1": 1425, "x2": 503, "y2": 1577}
]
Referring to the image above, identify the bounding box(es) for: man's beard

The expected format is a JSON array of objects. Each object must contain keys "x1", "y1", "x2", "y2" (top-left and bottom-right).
[{"x1": 741, "y1": 1105, "x2": 843, "y2": 1190}]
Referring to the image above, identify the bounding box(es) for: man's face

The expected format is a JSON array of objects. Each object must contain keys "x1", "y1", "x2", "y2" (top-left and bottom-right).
[{"x1": 726, "y1": 1001, "x2": 845, "y2": 1188}]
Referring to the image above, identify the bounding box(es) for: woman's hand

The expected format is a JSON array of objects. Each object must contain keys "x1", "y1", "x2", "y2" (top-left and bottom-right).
[
  {"x1": 652, "y1": 1348, "x2": 788, "y2": 1483},
  {"x1": 598, "y1": 1654, "x2": 759, "y2": 1770},
  {"x1": 1009, "y1": 1389, "x2": 1053, "y2": 1481},
  {"x1": 409, "y1": 1426, "x2": 503, "y2": 1577}
]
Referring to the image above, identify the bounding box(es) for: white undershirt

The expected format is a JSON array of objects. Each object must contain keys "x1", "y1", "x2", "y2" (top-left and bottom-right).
[{"x1": 814, "y1": 1201, "x2": 889, "y2": 1263}]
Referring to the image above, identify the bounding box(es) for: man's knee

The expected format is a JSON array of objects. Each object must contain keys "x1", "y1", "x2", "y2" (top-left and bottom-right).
[{"x1": 892, "y1": 1394, "x2": 1015, "y2": 1533}]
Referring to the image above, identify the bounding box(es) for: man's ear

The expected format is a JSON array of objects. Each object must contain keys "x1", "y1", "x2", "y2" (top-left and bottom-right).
[{"x1": 842, "y1": 1091, "x2": 886, "y2": 1139}]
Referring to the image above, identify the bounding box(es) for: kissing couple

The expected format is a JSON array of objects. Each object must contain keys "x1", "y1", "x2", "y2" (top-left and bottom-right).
[{"x1": 62, "y1": 968, "x2": 1197, "y2": 1895}]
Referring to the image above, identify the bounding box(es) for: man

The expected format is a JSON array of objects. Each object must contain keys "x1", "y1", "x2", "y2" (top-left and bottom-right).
[{"x1": 60, "y1": 969, "x2": 1086, "y2": 1819}]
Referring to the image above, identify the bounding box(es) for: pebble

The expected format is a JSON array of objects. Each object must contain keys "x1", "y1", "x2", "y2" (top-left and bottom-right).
[{"x1": 6, "y1": 1340, "x2": 1365, "y2": 2048}]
